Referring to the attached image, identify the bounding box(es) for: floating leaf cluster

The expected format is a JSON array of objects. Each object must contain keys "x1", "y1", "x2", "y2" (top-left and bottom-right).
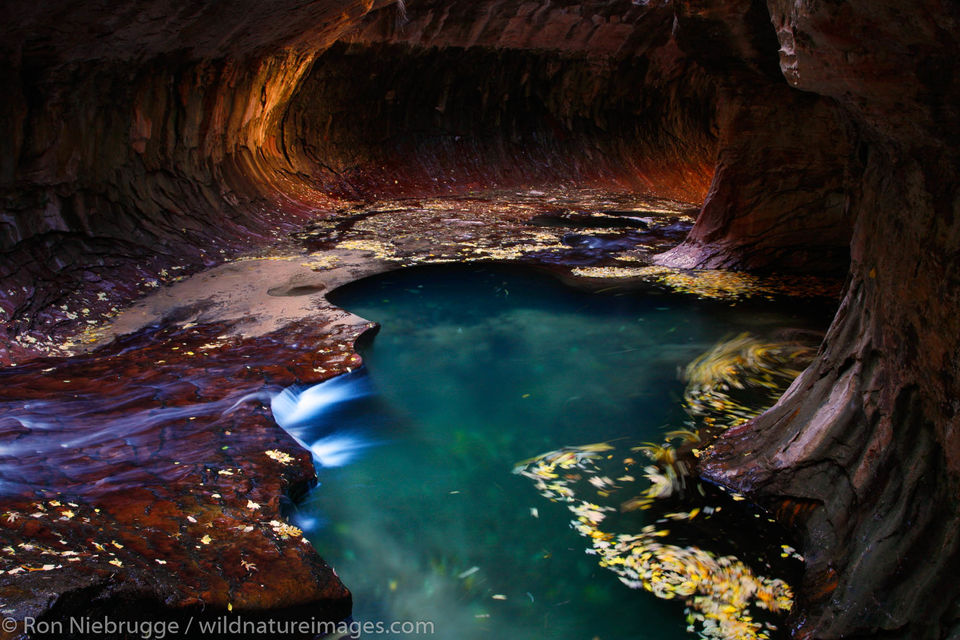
[
  {"x1": 513, "y1": 333, "x2": 818, "y2": 640},
  {"x1": 568, "y1": 265, "x2": 841, "y2": 302},
  {"x1": 571, "y1": 265, "x2": 674, "y2": 279},
  {"x1": 515, "y1": 446, "x2": 791, "y2": 640},
  {"x1": 683, "y1": 333, "x2": 816, "y2": 430},
  {"x1": 657, "y1": 270, "x2": 841, "y2": 301}
]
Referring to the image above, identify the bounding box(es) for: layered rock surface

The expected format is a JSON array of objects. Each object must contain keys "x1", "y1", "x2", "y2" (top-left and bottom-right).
[
  {"x1": 0, "y1": 321, "x2": 359, "y2": 633},
  {"x1": 0, "y1": 0, "x2": 717, "y2": 365},
  {"x1": 697, "y1": 2, "x2": 960, "y2": 638}
]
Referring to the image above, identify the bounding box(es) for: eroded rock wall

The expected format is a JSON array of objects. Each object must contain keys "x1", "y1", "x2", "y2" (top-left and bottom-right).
[
  {"x1": 313, "y1": 0, "x2": 717, "y2": 200},
  {"x1": 0, "y1": 0, "x2": 719, "y2": 364},
  {"x1": 0, "y1": 1, "x2": 388, "y2": 362},
  {"x1": 655, "y1": 0, "x2": 857, "y2": 274},
  {"x1": 700, "y1": 2, "x2": 960, "y2": 638},
  {"x1": 283, "y1": 41, "x2": 715, "y2": 201},
  {"x1": 1, "y1": 0, "x2": 958, "y2": 637}
]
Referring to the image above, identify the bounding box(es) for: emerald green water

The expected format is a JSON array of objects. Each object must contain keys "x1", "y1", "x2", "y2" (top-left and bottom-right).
[{"x1": 291, "y1": 264, "x2": 828, "y2": 640}]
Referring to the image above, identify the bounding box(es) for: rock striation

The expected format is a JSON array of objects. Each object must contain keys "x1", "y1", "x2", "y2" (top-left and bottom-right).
[{"x1": 697, "y1": 2, "x2": 960, "y2": 638}]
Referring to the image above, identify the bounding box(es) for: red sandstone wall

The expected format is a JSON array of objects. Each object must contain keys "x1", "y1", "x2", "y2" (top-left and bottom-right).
[
  {"x1": 699, "y1": 2, "x2": 960, "y2": 638},
  {"x1": 0, "y1": 0, "x2": 719, "y2": 359}
]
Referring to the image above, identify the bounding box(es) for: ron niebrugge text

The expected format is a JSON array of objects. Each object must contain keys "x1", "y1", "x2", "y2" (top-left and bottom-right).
[{"x1": 10, "y1": 615, "x2": 435, "y2": 638}]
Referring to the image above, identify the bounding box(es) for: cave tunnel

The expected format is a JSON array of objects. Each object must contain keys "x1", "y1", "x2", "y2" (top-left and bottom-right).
[{"x1": 0, "y1": 1, "x2": 958, "y2": 639}]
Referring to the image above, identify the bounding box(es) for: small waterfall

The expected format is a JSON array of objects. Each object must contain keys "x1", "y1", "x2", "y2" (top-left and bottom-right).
[{"x1": 268, "y1": 369, "x2": 378, "y2": 468}]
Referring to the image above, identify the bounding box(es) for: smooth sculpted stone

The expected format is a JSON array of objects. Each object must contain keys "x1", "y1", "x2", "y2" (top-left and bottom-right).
[
  {"x1": 0, "y1": 319, "x2": 373, "y2": 634},
  {"x1": 681, "y1": 2, "x2": 960, "y2": 638},
  {"x1": 0, "y1": 0, "x2": 718, "y2": 366},
  {"x1": 0, "y1": 0, "x2": 957, "y2": 637}
]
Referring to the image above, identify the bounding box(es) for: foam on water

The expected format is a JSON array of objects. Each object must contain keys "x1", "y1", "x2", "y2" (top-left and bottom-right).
[{"x1": 308, "y1": 433, "x2": 376, "y2": 468}]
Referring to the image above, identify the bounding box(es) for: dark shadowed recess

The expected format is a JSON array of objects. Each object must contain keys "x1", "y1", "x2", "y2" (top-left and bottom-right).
[
  {"x1": 283, "y1": 41, "x2": 716, "y2": 201},
  {"x1": 0, "y1": 1, "x2": 720, "y2": 361}
]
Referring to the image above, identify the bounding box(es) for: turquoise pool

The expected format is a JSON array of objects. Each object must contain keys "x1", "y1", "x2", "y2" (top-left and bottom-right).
[{"x1": 287, "y1": 265, "x2": 830, "y2": 640}]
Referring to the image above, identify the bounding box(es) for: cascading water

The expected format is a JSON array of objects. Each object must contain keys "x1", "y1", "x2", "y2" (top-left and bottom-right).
[
  {"x1": 264, "y1": 369, "x2": 379, "y2": 469},
  {"x1": 0, "y1": 390, "x2": 258, "y2": 495}
]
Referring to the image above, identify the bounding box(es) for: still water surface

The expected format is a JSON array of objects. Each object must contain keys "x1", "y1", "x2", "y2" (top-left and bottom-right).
[{"x1": 285, "y1": 265, "x2": 827, "y2": 640}]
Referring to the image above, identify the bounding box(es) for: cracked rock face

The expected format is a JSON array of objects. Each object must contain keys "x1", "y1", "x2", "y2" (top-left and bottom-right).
[{"x1": 0, "y1": 0, "x2": 958, "y2": 638}]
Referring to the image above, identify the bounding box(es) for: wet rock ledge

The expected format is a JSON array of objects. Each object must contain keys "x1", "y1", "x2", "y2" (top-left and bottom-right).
[{"x1": 0, "y1": 321, "x2": 363, "y2": 637}]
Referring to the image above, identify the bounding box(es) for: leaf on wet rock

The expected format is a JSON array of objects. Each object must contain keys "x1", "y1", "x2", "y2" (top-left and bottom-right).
[
  {"x1": 264, "y1": 449, "x2": 295, "y2": 465},
  {"x1": 268, "y1": 520, "x2": 302, "y2": 538}
]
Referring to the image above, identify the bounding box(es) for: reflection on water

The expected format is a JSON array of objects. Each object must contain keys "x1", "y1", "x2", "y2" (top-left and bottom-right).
[{"x1": 272, "y1": 265, "x2": 830, "y2": 640}]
